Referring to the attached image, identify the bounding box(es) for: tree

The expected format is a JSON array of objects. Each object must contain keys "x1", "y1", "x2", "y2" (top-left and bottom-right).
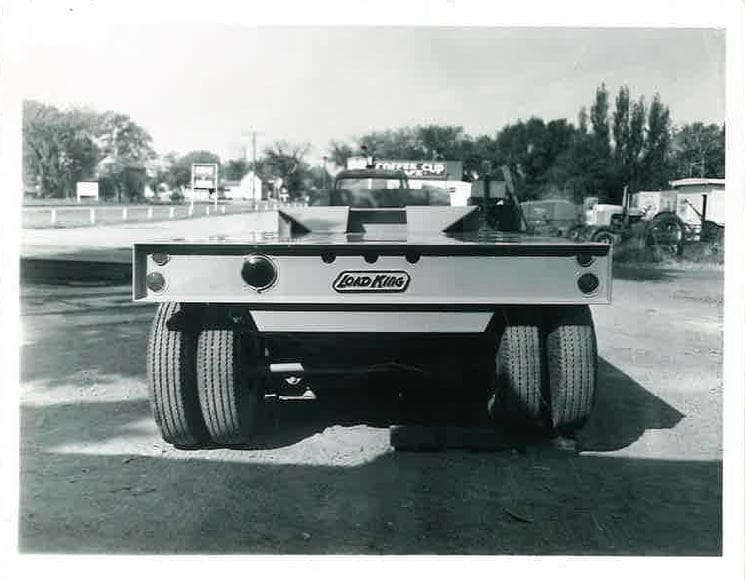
[
  {"x1": 671, "y1": 122, "x2": 725, "y2": 179},
  {"x1": 611, "y1": 86, "x2": 650, "y2": 195},
  {"x1": 327, "y1": 140, "x2": 354, "y2": 169},
  {"x1": 262, "y1": 140, "x2": 311, "y2": 199},
  {"x1": 578, "y1": 106, "x2": 589, "y2": 135},
  {"x1": 584, "y1": 83, "x2": 618, "y2": 201},
  {"x1": 23, "y1": 100, "x2": 100, "y2": 198},
  {"x1": 590, "y1": 83, "x2": 611, "y2": 158},
  {"x1": 96, "y1": 111, "x2": 156, "y2": 202},
  {"x1": 640, "y1": 94, "x2": 673, "y2": 189},
  {"x1": 612, "y1": 86, "x2": 631, "y2": 167},
  {"x1": 416, "y1": 125, "x2": 468, "y2": 160},
  {"x1": 627, "y1": 97, "x2": 646, "y2": 191},
  {"x1": 491, "y1": 117, "x2": 579, "y2": 200},
  {"x1": 222, "y1": 158, "x2": 251, "y2": 181},
  {"x1": 461, "y1": 134, "x2": 498, "y2": 179}
]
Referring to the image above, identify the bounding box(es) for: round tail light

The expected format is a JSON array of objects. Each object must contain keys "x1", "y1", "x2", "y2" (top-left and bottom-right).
[
  {"x1": 241, "y1": 255, "x2": 277, "y2": 291},
  {"x1": 577, "y1": 273, "x2": 600, "y2": 294},
  {"x1": 146, "y1": 271, "x2": 166, "y2": 293}
]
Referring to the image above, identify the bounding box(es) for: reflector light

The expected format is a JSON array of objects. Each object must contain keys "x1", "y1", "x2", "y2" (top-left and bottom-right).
[
  {"x1": 577, "y1": 273, "x2": 599, "y2": 294},
  {"x1": 151, "y1": 253, "x2": 170, "y2": 266},
  {"x1": 241, "y1": 255, "x2": 277, "y2": 291},
  {"x1": 146, "y1": 272, "x2": 166, "y2": 293},
  {"x1": 576, "y1": 253, "x2": 594, "y2": 267}
]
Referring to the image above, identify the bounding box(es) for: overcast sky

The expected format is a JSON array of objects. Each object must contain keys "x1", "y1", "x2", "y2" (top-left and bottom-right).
[{"x1": 21, "y1": 25, "x2": 725, "y2": 163}]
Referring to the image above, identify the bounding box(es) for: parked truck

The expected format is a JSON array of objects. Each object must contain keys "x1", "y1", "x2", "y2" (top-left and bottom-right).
[{"x1": 133, "y1": 159, "x2": 611, "y2": 449}]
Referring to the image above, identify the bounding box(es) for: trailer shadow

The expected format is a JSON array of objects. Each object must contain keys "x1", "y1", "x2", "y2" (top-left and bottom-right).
[
  {"x1": 18, "y1": 353, "x2": 708, "y2": 556},
  {"x1": 20, "y1": 355, "x2": 683, "y2": 458},
  {"x1": 255, "y1": 351, "x2": 685, "y2": 453},
  {"x1": 18, "y1": 414, "x2": 722, "y2": 555},
  {"x1": 578, "y1": 357, "x2": 684, "y2": 452}
]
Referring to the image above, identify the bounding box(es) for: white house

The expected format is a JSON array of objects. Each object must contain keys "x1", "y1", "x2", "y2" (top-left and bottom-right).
[
  {"x1": 669, "y1": 178, "x2": 725, "y2": 227},
  {"x1": 227, "y1": 171, "x2": 263, "y2": 201}
]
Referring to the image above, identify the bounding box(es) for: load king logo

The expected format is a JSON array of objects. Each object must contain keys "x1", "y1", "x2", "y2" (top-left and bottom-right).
[{"x1": 333, "y1": 270, "x2": 411, "y2": 293}]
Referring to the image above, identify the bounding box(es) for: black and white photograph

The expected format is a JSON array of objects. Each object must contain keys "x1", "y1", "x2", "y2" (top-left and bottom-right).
[{"x1": 1, "y1": 0, "x2": 743, "y2": 577}]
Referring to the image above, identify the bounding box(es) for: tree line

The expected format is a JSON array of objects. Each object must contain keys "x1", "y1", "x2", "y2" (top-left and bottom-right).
[
  {"x1": 23, "y1": 84, "x2": 724, "y2": 204},
  {"x1": 23, "y1": 100, "x2": 156, "y2": 201},
  {"x1": 327, "y1": 84, "x2": 724, "y2": 203}
]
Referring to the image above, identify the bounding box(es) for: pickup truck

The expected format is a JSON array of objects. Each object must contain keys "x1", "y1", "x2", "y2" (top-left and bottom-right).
[{"x1": 133, "y1": 166, "x2": 610, "y2": 448}]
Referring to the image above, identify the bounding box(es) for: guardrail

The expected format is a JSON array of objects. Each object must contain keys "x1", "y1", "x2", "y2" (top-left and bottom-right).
[{"x1": 22, "y1": 200, "x2": 306, "y2": 229}]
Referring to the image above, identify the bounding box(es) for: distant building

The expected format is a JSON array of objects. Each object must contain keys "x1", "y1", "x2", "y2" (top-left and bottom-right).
[
  {"x1": 629, "y1": 178, "x2": 725, "y2": 228},
  {"x1": 222, "y1": 171, "x2": 263, "y2": 201},
  {"x1": 670, "y1": 178, "x2": 725, "y2": 227}
]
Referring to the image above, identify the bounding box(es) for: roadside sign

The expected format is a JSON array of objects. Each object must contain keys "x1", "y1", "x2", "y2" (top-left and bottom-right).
[
  {"x1": 76, "y1": 181, "x2": 99, "y2": 202},
  {"x1": 192, "y1": 163, "x2": 219, "y2": 191},
  {"x1": 374, "y1": 160, "x2": 447, "y2": 179}
]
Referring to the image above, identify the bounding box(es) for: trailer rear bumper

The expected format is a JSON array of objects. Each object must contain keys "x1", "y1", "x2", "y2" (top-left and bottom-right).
[{"x1": 132, "y1": 242, "x2": 612, "y2": 308}]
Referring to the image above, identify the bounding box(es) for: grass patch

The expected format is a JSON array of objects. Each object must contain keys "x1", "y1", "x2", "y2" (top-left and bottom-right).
[{"x1": 612, "y1": 238, "x2": 723, "y2": 268}]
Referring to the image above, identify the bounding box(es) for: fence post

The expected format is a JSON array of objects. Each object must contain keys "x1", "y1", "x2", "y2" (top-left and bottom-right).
[
  {"x1": 188, "y1": 201, "x2": 194, "y2": 217},
  {"x1": 89, "y1": 208, "x2": 95, "y2": 225},
  {"x1": 147, "y1": 207, "x2": 153, "y2": 219},
  {"x1": 221, "y1": 206, "x2": 226, "y2": 214},
  {"x1": 50, "y1": 209, "x2": 56, "y2": 226},
  {"x1": 205, "y1": 206, "x2": 210, "y2": 216},
  {"x1": 169, "y1": 206, "x2": 175, "y2": 219},
  {"x1": 122, "y1": 207, "x2": 128, "y2": 220}
]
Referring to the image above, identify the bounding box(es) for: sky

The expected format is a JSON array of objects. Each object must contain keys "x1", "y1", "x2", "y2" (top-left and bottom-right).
[{"x1": 21, "y1": 24, "x2": 725, "y2": 165}]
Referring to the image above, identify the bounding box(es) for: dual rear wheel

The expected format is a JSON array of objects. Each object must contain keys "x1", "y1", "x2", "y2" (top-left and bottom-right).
[
  {"x1": 148, "y1": 303, "x2": 597, "y2": 447},
  {"x1": 489, "y1": 305, "x2": 597, "y2": 437},
  {"x1": 147, "y1": 303, "x2": 264, "y2": 447}
]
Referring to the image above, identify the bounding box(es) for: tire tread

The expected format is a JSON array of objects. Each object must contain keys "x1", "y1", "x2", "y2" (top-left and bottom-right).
[
  {"x1": 197, "y1": 327, "x2": 262, "y2": 445},
  {"x1": 491, "y1": 312, "x2": 545, "y2": 430},
  {"x1": 146, "y1": 303, "x2": 208, "y2": 446},
  {"x1": 546, "y1": 305, "x2": 597, "y2": 433}
]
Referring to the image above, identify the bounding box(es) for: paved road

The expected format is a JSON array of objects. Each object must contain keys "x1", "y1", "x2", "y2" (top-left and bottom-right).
[
  {"x1": 21, "y1": 211, "x2": 279, "y2": 260},
  {"x1": 22, "y1": 203, "x2": 270, "y2": 230},
  {"x1": 18, "y1": 266, "x2": 722, "y2": 555}
]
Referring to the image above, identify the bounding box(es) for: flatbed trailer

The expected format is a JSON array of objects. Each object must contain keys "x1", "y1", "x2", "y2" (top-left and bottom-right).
[{"x1": 134, "y1": 182, "x2": 612, "y2": 449}]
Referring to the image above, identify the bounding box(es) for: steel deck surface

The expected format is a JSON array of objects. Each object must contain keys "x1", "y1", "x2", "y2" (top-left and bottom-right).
[{"x1": 137, "y1": 230, "x2": 607, "y2": 253}]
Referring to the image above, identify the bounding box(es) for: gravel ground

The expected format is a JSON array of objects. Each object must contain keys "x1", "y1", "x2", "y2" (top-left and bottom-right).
[{"x1": 17, "y1": 263, "x2": 723, "y2": 555}]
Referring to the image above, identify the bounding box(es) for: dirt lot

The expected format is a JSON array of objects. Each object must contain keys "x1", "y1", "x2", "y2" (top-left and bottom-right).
[{"x1": 17, "y1": 264, "x2": 722, "y2": 555}]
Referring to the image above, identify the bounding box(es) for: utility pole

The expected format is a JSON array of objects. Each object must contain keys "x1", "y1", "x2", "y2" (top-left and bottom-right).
[
  {"x1": 242, "y1": 129, "x2": 263, "y2": 201},
  {"x1": 252, "y1": 131, "x2": 257, "y2": 201}
]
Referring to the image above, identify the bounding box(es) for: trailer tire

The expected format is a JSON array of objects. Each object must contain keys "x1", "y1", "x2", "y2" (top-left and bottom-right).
[
  {"x1": 489, "y1": 312, "x2": 546, "y2": 433},
  {"x1": 545, "y1": 305, "x2": 597, "y2": 435},
  {"x1": 197, "y1": 327, "x2": 264, "y2": 445},
  {"x1": 147, "y1": 302, "x2": 210, "y2": 447}
]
